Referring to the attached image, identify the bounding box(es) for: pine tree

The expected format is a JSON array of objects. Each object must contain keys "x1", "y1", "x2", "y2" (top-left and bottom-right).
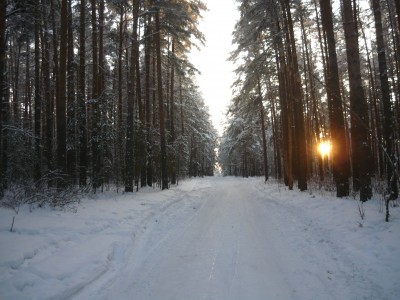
[
  {"x1": 0, "y1": 0, "x2": 6, "y2": 197},
  {"x1": 372, "y1": 0, "x2": 398, "y2": 200},
  {"x1": 319, "y1": 0, "x2": 350, "y2": 197},
  {"x1": 56, "y1": 0, "x2": 68, "y2": 182},
  {"x1": 342, "y1": 0, "x2": 372, "y2": 201}
]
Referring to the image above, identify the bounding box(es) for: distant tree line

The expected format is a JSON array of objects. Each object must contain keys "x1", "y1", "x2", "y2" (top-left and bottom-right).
[
  {"x1": 220, "y1": 0, "x2": 400, "y2": 205},
  {"x1": 0, "y1": 0, "x2": 217, "y2": 202}
]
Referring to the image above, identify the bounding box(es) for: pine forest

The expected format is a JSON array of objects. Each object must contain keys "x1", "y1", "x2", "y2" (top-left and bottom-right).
[
  {"x1": 0, "y1": 0, "x2": 217, "y2": 205},
  {"x1": 219, "y1": 0, "x2": 400, "y2": 213},
  {"x1": 1, "y1": 0, "x2": 400, "y2": 214}
]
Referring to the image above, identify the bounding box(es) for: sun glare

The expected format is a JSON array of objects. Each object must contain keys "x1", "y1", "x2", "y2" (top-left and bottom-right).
[{"x1": 318, "y1": 141, "x2": 332, "y2": 158}]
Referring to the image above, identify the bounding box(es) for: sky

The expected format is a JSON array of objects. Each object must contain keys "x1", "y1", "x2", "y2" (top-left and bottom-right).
[{"x1": 188, "y1": 0, "x2": 240, "y2": 136}]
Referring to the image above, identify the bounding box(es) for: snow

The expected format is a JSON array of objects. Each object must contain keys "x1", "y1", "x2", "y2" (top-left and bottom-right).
[{"x1": 0, "y1": 177, "x2": 399, "y2": 300}]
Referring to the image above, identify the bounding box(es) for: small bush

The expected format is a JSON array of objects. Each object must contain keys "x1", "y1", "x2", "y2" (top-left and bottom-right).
[{"x1": 0, "y1": 171, "x2": 81, "y2": 212}]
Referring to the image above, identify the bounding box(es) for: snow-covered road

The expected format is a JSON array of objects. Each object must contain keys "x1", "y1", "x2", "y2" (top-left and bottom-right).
[
  {"x1": 1, "y1": 177, "x2": 399, "y2": 299},
  {"x1": 73, "y1": 178, "x2": 398, "y2": 300},
  {"x1": 84, "y1": 178, "x2": 296, "y2": 300}
]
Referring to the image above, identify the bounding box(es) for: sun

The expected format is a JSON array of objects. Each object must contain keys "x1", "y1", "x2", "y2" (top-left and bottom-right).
[{"x1": 318, "y1": 141, "x2": 332, "y2": 158}]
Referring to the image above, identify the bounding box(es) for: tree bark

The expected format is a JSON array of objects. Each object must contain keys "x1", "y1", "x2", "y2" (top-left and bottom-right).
[
  {"x1": 67, "y1": 0, "x2": 76, "y2": 182},
  {"x1": 257, "y1": 77, "x2": 268, "y2": 182},
  {"x1": 34, "y1": 0, "x2": 42, "y2": 183},
  {"x1": 179, "y1": 76, "x2": 184, "y2": 135},
  {"x1": 283, "y1": 0, "x2": 307, "y2": 191},
  {"x1": 372, "y1": 0, "x2": 398, "y2": 199},
  {"x1": 144, "y1": 15, "x2": 153, "y2": 187},
  {"x1": 78, "y1": 0, "x2": 87, "y2": 187},
  {"x1": 342, "y1": 0, "x2": 372, "y2": 201},
  {"x1": 97, "y1": 0, "x2": 105, "y2": 189},
  {"x1": 169, "y1": 39, "x2": 176, "y2": 185},
  {"x1": 116, "y1": 4, "x2": 124, "y2": 190},
  {"x1": 155, "y1": 6, "x2": 169, "y2": 190},
  {"x1": 319, "y1": 0, "x2": 350, "y2": 197},
  {"x1": 56, "y1": 0, "x2": 68, "y2": 181},
  {"x1": 125, "y1": 0, "x2": 140, "y2": 192},
  {"x1": 0, "y1": 0, "x2": 6, "y2": 197}
]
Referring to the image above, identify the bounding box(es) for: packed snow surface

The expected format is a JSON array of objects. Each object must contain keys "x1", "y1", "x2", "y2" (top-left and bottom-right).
[{"x1": 0, "y1": 177, "x2": 399, "y2": 300}]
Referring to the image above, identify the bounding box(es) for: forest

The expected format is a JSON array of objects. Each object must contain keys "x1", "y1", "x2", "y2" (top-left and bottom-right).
[
  {"x1": 0, "y1": 0, "x2": 217, "y2": 206},
  {"x1": 0, "y1": 0, "x2": 400, "y2": 213},
  {"x1": 219, "y1": 0, "x2": 400, "y2": 211}
]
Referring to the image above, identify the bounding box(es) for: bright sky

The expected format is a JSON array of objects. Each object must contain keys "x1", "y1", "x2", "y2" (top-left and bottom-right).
[{"x1": 189, "y1": 0, "x2": 239, "y2": 136}]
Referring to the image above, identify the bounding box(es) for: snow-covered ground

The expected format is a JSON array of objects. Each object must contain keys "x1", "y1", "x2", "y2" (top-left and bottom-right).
[{"x1": 0, "y1": 177, "x2": 399, "y2": 300}]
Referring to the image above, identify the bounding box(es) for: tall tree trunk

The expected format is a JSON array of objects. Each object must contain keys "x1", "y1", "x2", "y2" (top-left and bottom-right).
[
  {"x1": 134, "y1": 5, "x2": 145, "y2": 189},
  {"x1": 284, "y1": 0, "x2": 307, "y2": 191},
  {"x1": 78, "y1": 0, "x2": 87, "y2": 187},
  {"x1": 12, "y1": 43, "x2": 19, "y2": 124},
  {"x1": 24, "y1": 42, "x2": 31, "y2": 129},
  {"x1": 56, "y1": 0, "x2": 68, "y2": 181},
  {"x1": 359, "y1": 16, "x2": 382, "y2": 177},
  {"x1": 34, "y1": 0, "x2": 42, "y2": 183},
  {"x1": 152, "y1": 46, "x2": 157, "y2": 127},
  {"x1": 169, "y1": 40, "x2": 175, "y2": 140},
  {"x1": 125, "y1": 0, "x2": 140, "y2": 192},
  {"x1": 67, "y1": 0, "x2": 76, "y2": 182},
  {"x1": 98, "y1": 0, "x2": 105, "y2": 96},
  {"x1": 155, "y1": 6, "x2": 168, "y2": 190},
  {"x1": 0, "y1": 0, "x2": 6, "y2": 197},
  {"x1": 144, "y1": 15, "x2": 153, "y2": 187},
  {"x1": 42, "y1": 0, "x2": 53, "y2": 175},
  {"x1": 257, "y1": 77, "x2": 268, "y2": 182},
  {"x1": 260, "y1": 101, "x2": 268, "y2": 182},
  {"x1": 300, "y1": 6, "x2": 321, "y2": 181},
  {"x1": 169, "y1": 39, "x2": 176, "y2": 185},
  {"x1": 277, "y1": 51, "x2": 293, "y2": 188},
  {"x1": 97, "y1": 0, "x2": 105, "y2": 189},
  {"x1": 320, "y1": 0, "x2": 350, "y2": 197},
  {"x1": 274, "y1": 16, "x2": 293, "y2": 189},
  {"x1": 91, "y1": 0, "x2": 100, "y2": 191},
  {"x1": 49, "y1": 0, "x2": 58, "y2": 180},
  {"x1": 179, "y1": 76, "x2": 184, "y2": 135},
  {"x1": 395, "y1": 0, "x2": 400, "y2": 39},
  {"x1": 342, "y1": 0, "x2": 372, "y2": 201},
  {"x1": 372, "y1": 0, "x2": 398, "y2": 199},
  {"x1": 268, "y1": 75, "x2": 281, "y2": 179},
  {"x1": 116, "y1": 4, "x2": 124, "y2": 190}
]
